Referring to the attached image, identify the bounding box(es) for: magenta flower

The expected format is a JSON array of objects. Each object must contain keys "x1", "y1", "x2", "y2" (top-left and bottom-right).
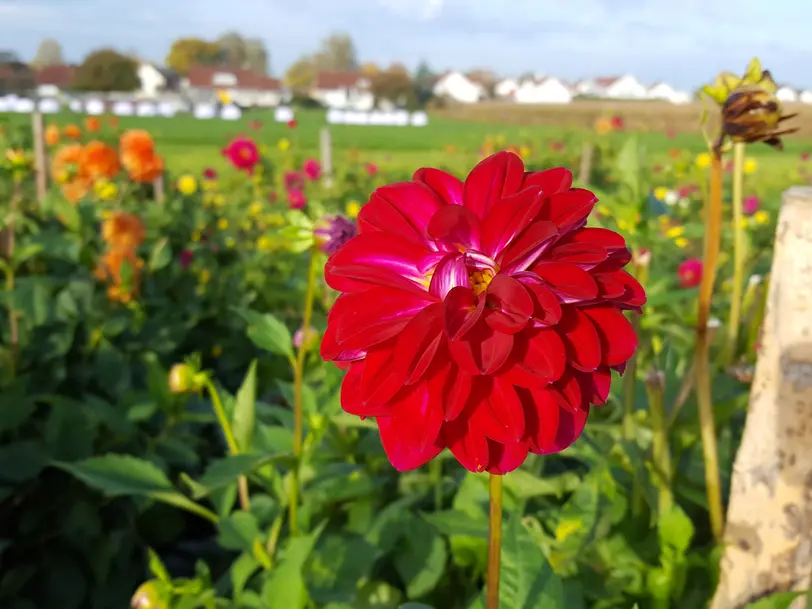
[
  {"x1": 179, "y1": 249, "x2": 193, "y2": 270},
  {"x1": 801, "y1": 151, "x2": 810, "y2": 161},
  {"x1": 288, "y1": 189, "x2": 306, "y2": 210},
  {"x1": 364, "y1": 162, "x2": 379, "y2": 176},
  {"x1": 677, "y1": 259, "x2": 703, "y2": 288},
  {"x1": 285, "y1": 171, "x2": 304, "y2": 192},
  {"x1": 203, "y1": 168, "x2": 217, "y2": 180},
  {"x1": 742, "y1": 195, "x2": 760, "y2": 216},
  {"x1": 303, "y1": 159, "x2": 322, "y2": 181},
  {"x1": 314, "y1": 215, "x2": 357, "y2": 255},
  {"x1": 224, "y1": 137, "x2": 260, "y2": 172}
]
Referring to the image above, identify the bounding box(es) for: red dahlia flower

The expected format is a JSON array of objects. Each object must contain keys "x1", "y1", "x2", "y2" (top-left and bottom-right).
[
  {"x1": 321, "y1": 152, "x2": 646, "y2": 474},
  {"x1": 224, "y1": 137, "x2": 260, "y2": 172}
]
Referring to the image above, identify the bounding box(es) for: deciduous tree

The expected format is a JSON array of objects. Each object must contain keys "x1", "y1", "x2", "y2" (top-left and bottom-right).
[
  {"x1": 217, "y1": 32, "x2": 247, "y2": 69},
  {"x1": 371, "y1": 63, "x2": 415, "y2": 108},
  {"x1": 314, "y1": 33, "x2": 358, "y2": 72},
  {"x1": 31, "y1": 38, "x2": 63, "y2": 68},
  {"x1": 73, "y1": 49, "x2": 139, "y2": 92},
  {"x1": 244, "y1": 38, "x2": 270, "y2": 75},
  {"x1": 284, "y1": 55, "x2": 317, "y2": 92},
  {"x1": 165, "y1": 38, "x2": 222, "y2": 75}
]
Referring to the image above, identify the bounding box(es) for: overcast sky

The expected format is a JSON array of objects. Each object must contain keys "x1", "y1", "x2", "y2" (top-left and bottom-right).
[{"x1": 0, "y1": 0, "x2": 809, "y2": 90}]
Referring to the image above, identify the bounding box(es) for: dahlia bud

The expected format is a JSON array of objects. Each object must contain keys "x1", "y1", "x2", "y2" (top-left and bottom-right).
[
  {"x1": 313, "y1": 215, "x2": 357, "y2": 255},
  {"x1": 131, "y1": 581, "x2": 169, "y2": 609},
  {"x1": 721, "y1": 84, "x2": 797, "y2": 150},
  {"x1": 644, "y1": 369, "x2": 665, "y2": 392},
  {"x1": 293, "y1": 325, "x2": 320, "y2": 350},
  {"x1": 168, "y1": 363, "x2": 203, "y2": 394}
]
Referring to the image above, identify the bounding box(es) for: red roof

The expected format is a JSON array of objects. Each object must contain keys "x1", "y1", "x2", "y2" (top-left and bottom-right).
[
  {"x1": 594, "y1": 76, "x2": 621, "y2": 87},
  {"x1": 187, "y1": 65, "x2": 281, "y2": 91},
  {"x1": 36, "y1": 65, "x2": 76, "y2": 86},
  {"x1": 315, "y1": 71, "x2": 368, "y2": 89}
]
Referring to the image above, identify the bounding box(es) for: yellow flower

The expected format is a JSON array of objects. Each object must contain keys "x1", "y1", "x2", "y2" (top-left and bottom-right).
[
  {"x1": 94, "y1": 180, "x2": 118, "y2": 201},
  {"x1": 743, "y1": 158, "x2": 758, "y2": 174},
  {"x1": 177, "y1": 174, "x2": 198, "y2": 195},
  {"x1": 674, "y1": 237, "x2": 688, "y2": 248},
  {"x1": 257, "y1": 235, "x2": 273, "y2": 250},
  {"x1": 277, "y1": 138, "x2": 291, "y2": 152},
  {"x1": 653, "y1": 187, "x2": 668, "y2": 201},
  {"x1": 213, "y1": 194, "x2": 226, "y2": 206},
  {"x1": 217, "y1": 218, "x2": 229, "y2": 230},
  {"x1": 597, "y1": 205, "x2": 611, "y2": 216},
  {"x1": 753, "y1": 210, "x2": 770, "y2": 225},
  {"x1": 249, "y1": 201, "x2": 263, "y2": 217},
  {"x1": 346, "y1": 200, "x2": 361, "y2": 218},
  {"x1": 739, "y1": 218, "x2": 749, "y2": 230},
  {"x1": 199, "y1": 268, "x2": 211, "y2": 283},
  {"x1": 519, "y1": 145, "x2": 531, "y2": 159},
  {"x1": 695, "y1": 152, "x2": 711, "y2": 169},
  {"x1": 617, "y1": 219, "x2": 631, "y2": 232},
  {"x1": 665, "y1": 226, "x2": 685, "y2": 239},
  {"x1": 265, "y1": 213, "x2": 285, "y2": 226},
  {"x1": 192, "y1": 231, "x2": 201, "y2": 242}
]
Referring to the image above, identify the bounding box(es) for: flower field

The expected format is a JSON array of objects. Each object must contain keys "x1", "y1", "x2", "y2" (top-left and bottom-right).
[{"x1": 0, "y1": 79, "x2": 810, "y2": 609}]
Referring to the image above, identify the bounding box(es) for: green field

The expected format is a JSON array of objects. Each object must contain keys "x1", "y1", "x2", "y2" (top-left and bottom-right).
[{"x1": 3, "y1": 108, "x2": 810, "y2": 185}]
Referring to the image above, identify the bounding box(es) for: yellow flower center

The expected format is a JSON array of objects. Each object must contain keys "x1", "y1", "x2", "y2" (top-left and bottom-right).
[{"x1": 470, "y1": 268, "x2": 495, "y2": 296}]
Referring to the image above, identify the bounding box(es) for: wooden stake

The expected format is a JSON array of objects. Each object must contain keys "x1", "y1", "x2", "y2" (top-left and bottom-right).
[
  {"x1": 31, "y1": 110, "x2": 47, "y2": 202},
  {"x1": 320, "y1": 128, "x2": 333, "y2": 189}
]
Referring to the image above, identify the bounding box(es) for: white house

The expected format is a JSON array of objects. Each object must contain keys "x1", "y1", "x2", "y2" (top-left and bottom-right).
[
  {"x1": 184, "y1": 65, "x2": 283, "y2": 108},
  {"x1": 137, "y1": 63, "x2": 179, "y2": 99},
  {"x1": 799, "y1": 90, "x2": 812, "y2": 104},
  {"x1": 576, "y1": 75, "x2": 648, "y2": 99},
  {"x1": 776, "y1": 85, "x2": 799, "y2": 103},
  {"x1": 311, "y1": 71, "x2": 374, "y2": 111},
  {"x1": 513, "y1": 77, "x2": 572, "y2": 104},
  {"x1": 432, "y1": 71, "x2": 485, "y2": 104},
  {"x1": 495, "y1": 77, "x2": 519, "y2": 98},
  {"x1": 647, "y1": 82, "x2": 691, "y2": 104}
]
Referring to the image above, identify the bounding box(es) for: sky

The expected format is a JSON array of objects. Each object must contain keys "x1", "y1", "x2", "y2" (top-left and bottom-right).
[{"x1": 0, "y1": 0, "x2": 810, "y2": 90}]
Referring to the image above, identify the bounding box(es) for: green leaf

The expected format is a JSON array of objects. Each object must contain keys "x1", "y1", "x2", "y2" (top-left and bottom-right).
[
  {"x1": 615, "y1": 135, "x2": 642, "y2": 202},
  {"x1": 233, "y1": 361, "x2": 257, "y2": 452},
  {"x1": 393, "y1": 516, "x2": 447, "y2": 598},
  {"x1": 218, "y1": 511, "x2": 262, "y2": 551},
  {"x1": 262, "y1": 521, "x2": 327, "y2": 609},
  {"x1": 422, "y1": 510, "x2": 488, "y2": 540},
  {"x1": 147, "y1": 548, "x2": 171, "y2": 582},
  {"x1": 503, "y1": 470, "x2": 580, "y2": 500},
  {"x1": 54, "y1": 454, "x2": 174, "y2": 495},
  {"x1": 658, "y1": 503, "x2": 695, "y2": 557},
  {"x1": 231, "y1": 552, "x2": 261, "y2": 601},
  {"x1": 148, "y1": 237, "x2": 172, "y2": 271},
  {"x1": 236, "y1": 308, "x2": 294, "y2": 359},
  {"x1": 305, "y1": 533, "x2": 378, "y2": 605},
  {"x1": 0, "y1": 441, "x2": 48, "y2": 483},
  {"x1": 399, "y1": 605, "x2": 436, "y2": 609},
  {"x1": 12, "y1": 242, "x2": 43, "y2": 269},
  {"x1": 193, "y1": 453, "x2": 285, "y2": 498},
  {"x1": 745, "y1": 590, "x2": 809, "y2": 609}
]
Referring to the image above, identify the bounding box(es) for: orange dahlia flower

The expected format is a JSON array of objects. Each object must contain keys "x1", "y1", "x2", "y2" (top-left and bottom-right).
[
  {"x1": 63, "y1": 124, "x2": 81, "y2": 140},
  {"x1": 84, "y1": 117, "x2": 101, "y2": 132},
  {"x1": 51, "y1": 144, "x2": 93, "y2": 203},
  {"x1": 45, "y1": 124, "x2": 60, "y2": 147},
  {"x1": 81, "y1": 141, "x2": 120, "y2": 181},
  {"x1": 120, "y1": 130, "x2": 164, "y2": 183},
  {"x1": 101, "y1": 212, "x2": 146, "y2": 249},
  {"x1": 94, "y1": 247, "x2": 143, "y2": 303}
]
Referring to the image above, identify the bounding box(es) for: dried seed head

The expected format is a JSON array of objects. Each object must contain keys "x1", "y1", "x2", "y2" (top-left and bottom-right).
[{"x1": 721, "y1": 83, "x2": 798, "y2": 150}]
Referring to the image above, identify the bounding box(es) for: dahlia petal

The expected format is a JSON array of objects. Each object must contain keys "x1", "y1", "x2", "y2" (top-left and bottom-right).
[
  {"x1": 603, "y1": 269, "x2": 647, "y2": 311},
  {"x1": 593, "y1": 272, "x2": 627, "y2": 299},
  {"x1": 342, "y1": 362, "x2": 391, "y2": 417},
  {"x1": 414, "y1": 167, "x2": 464, "y2": 206},
  {"x1": 549, "y1": 242, "x2": 608, "y2": 267},
  {"x1": 469, "y1": 376, "x2": 525, "y2": 444},
  {"x1": 362, "y1": 344, "x2": 406, "y2": 406},
  {"x1": 325, "y1": 232, "x2": 436, "y2": 295},
  {"x1": 537, "y1": 188, "x2": 598, "y2": 232},
  {"x1": 514, "y1": 274, "x2": 563, "y2": 326},
  {"x1": 394, "y1": 303, "x2": 445, "y2": 384},
  {"x1": 582, "y1": 306, "x2": 638, "y2": 367},
  {"x1": 449, "y1": 321, "x2": 514, "y2": 375},
  {"x1": 444, "y1": 286, "x2": 486, "y2": 340},
  {"x1": 498, "y1": 221, "x2": 558, "y2": 273},
  {"x1": 320, "y1": 322, "x2": 365, "y2": 363},
  {"x1": 485, "y1": 440, "x2": 530, "y2": 475},
  {"x1": 442, "y1": 411, "x2": 490, "y2": 473},
  {"x1": 499, "y1": 327, "x2": 566, "y2": 387},
  {"x1": 361, "y1": 182, "x2": 445, "y2": 245},
  {"x1": 332, "y1": 288, "x2": 433, "y2": 351},
  {"x1": 576, "y1": 367, "x2": 612, "y2": 405},
  {"x1": 484, "y1": 274, "x2": 534, "y2": 334},
  {"x1": 524, "y1": 387, "x2": 589, "y2": 454},
  {"x1": 557, "y1": 307, "x2": 602, "y2": 372},
  {"x1": 480, "y1": 186, "x2": 544, "y2": 259},
  {"x1": 429, "y1": 254, "x2": 468, "y2": 299},
  {"x1": 377, "y1": 382, "x2": 444, "y2": 471},
  {"x1": 522, "y1": 167, "x2": 573, "y2": 194},
  {"x1": 554, "y1": 369, "x2": 583, "y2": 412},
  {"x1": 427, "y1": 204, "x2": 482, "y2": 250},
  {"x1": 463, "y1": 151, "x2": 524, "y2": 218},
  {"x1": 532, "y1": 261, "x2": 598, "y2": 303}
]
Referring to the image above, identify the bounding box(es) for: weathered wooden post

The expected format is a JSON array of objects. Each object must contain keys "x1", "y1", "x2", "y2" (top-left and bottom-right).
[
  {"x1": 320, "y1": 127, "x2": 333, "y2": 189},
  {"x1": 31, "y1": 109, "x2": 47, "y2": 201},
  {"x1": 153, "y1": 174, "x2": 165, "y2": 205},
  {"x1": 712, "y1": 186, "x2": 812, "y2": 609}
]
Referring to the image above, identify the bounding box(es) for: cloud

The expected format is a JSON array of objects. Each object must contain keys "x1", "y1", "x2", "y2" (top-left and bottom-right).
[{"x1": 1, "y1": 0, "x2": 811, "y2": 90}]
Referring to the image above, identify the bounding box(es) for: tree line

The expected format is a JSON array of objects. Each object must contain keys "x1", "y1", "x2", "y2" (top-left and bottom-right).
[{"x1": 19, "y1": 32, "x2": 467, "y2": 107}]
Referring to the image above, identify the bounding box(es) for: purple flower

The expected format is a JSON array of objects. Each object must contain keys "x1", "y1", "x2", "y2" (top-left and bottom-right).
[
  {"x1": 179, "y1": 249, "x2": 193, "y2": 269},
  {"x1": 742, "y1": 195, "x2": 760, "y2": 216},
  {"x1": 314, "y1": 215, "x2": 357, "y2": 255}
]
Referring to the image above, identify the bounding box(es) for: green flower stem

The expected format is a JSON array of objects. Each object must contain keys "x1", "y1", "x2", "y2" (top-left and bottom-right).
[
  {"x1": 289, "y1": 248, "x2": 320, "y2": 537},
  {"x1": 723, "y1": 142, "x2": 747, "y2": 365},
  {"x1": 622, "y1": 312, "x2": 643, "y2": 517},
  {"x1": 646, "y1": 373, "x2": 672, "y2": 513},
  {"x1": 201, "y1": 377, "x2": 250, "y2": 511},
  {"x1": 486, "y1": 473, "x2": 503, "y2": 609},
  {"x1": 430, "y1": 458, "x2": 443, "y2": 511},
  {"x1": 695, "y1": 150, "x2": 725, "y2": 541}
]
